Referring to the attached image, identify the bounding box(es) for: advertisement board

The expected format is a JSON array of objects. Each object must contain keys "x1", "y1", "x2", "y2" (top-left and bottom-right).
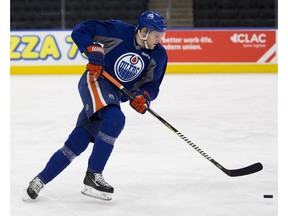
[
  {"x1": 10, "y1": 29, "x2": 277, "y2": 74},
  {"x1": 162, "y1": 29, "x2": 276, "y2": 63}
]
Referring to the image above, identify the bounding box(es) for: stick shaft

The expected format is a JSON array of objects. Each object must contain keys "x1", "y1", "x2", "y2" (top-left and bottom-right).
[{"x1": 102, "y1": 71, "x2": 263, "y2": 177}]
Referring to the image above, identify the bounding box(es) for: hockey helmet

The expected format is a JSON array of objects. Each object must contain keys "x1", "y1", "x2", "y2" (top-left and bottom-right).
[{"x1": 137, "y1": 11, "x2": 167, "y2": 32}]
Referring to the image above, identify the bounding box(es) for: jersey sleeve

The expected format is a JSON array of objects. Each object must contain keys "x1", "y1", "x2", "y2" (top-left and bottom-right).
[{"x1": 71, "y1": 19, "x2": 119, "y2": 53}]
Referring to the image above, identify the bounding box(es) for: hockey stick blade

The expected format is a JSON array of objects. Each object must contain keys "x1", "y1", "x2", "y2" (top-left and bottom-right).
[
  {"x1": 149, "y1": 106, "x2": 264, "y2": 177},
  {"x1": 211, "y1": 160, "x2": 263, "y2": 177}
]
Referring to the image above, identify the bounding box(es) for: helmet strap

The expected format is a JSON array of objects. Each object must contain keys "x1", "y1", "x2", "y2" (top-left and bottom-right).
[{"x1": 137, "y1": 29, "x2": 150, "y2": 49}]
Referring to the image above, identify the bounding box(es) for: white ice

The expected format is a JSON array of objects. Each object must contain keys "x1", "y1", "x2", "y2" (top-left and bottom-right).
[{"x1": 11, "y1": 74, "x2": 277, "y2": 216}]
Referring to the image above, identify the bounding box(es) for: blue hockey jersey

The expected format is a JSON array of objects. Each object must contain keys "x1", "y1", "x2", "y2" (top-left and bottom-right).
[{"x1": 71, "y1": 19, "x2": 168, "y2": 101}]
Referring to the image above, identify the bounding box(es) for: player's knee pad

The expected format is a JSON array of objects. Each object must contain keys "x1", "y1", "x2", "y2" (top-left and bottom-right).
[
  {"x1": 63, "y1": 127, "x2": 91, "y2": 159},
  {"x1": 97, "y1": 105, "x2": 126, "y2": 138}
]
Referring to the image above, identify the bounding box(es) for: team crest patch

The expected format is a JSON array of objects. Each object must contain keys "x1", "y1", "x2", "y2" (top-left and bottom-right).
[
  {"x1": 108, "y1": 94, "x2": 115, "y2": 99},
  {"x1": 114, "y1": 52, "x2": 144, "y2": 82}
]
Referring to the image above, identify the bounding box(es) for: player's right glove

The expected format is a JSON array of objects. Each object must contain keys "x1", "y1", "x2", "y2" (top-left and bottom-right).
[
  {"x1": 85, "y1": 43, "x2": 104, "y2": 79},
  {"x1": 130, "y1": 90, "x2": 151, "y2": 114}
]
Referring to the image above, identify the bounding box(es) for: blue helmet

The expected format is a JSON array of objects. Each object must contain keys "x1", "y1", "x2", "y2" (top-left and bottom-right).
[{"x1": 137, "y1": 11, "x2": 167, "y2": 32}]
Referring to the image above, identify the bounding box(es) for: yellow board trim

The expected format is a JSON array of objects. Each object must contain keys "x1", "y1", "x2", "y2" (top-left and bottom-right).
[
  {"x1": 10, "y1": 64, "x2": 278, "y2": 75},
  {"x1": 166, "y1": 64, "x2": 278, "y2": 74},
  {"x1": 10, "y1": 65, "x2": 86, "y2": 75}
]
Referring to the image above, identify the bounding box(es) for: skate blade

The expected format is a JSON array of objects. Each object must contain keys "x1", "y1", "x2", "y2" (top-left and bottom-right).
[
  {"x1": 22, "y1": 189, "x2": 32, "y2": 201},
  {"x1": 81, "y1": 185, "x2": 113, "y2": 201}
]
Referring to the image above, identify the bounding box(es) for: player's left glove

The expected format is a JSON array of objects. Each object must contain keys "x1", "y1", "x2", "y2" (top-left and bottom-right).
[{"x1": 130, "y1": 90, "x2": 151, "y2": 114}]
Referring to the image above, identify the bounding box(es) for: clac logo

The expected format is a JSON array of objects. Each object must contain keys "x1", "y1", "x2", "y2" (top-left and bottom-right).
[{"x1": 230, "y1": 33, "x2": 266, "y2": 44}]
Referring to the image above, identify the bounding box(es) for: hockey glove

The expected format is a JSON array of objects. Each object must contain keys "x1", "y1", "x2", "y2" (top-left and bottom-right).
[
  {"x1": 85, "y1": 43, "x2": 104, "y2": 79},
  {"x1": 130, "y1": 90, "x2": 151, "y2": 114}
]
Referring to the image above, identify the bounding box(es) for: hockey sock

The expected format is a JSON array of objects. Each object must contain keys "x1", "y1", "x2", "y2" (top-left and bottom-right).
[
  {"x1": 38, "y1": 149, "x2": 71, "y2": 184},
  {"x1": 88, "y1": 136, "x2": 114, "y2": 173},
  {"x1": 39, "y1": 127, "x2": 92, "y2": 184},
  {"x1": 88, "y1": 106, "x2": 125, "y2": 173}
]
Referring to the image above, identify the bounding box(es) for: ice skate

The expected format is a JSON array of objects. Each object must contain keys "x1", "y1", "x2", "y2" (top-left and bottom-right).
[
  {"x1": 81, "y1": 172, "x2": 114, "y2": 201},
  {"x1": 22, "y1": 176, "x2": 44, "y2": 201}
]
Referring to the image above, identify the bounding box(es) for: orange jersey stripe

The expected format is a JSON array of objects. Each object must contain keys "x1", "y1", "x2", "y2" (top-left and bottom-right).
[{"x1": 87, "y1": 72, "x2": 106, "y2": 112}]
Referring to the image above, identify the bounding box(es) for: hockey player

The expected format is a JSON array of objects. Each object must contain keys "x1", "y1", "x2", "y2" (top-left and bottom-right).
[{"x1": 23, "y1": 10, "x2": 167, "y2": 201}]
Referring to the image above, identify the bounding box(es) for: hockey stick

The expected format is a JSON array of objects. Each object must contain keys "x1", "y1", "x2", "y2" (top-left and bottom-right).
[{"x1": 102, "y1": 71, "x2": 263, "y2": 177}]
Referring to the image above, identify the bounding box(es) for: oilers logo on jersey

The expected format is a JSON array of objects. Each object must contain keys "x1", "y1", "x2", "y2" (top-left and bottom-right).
[{"x1": 114, "y1": 52, "x2": 144, "y2": 82}]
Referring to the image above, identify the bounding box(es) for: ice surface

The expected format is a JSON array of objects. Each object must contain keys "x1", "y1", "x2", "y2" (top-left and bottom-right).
[{"x1": 11, "y1": 74, "x2": 277, "y2": 216}]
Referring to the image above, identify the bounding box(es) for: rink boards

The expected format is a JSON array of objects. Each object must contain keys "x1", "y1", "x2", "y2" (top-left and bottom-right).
[{"x1": 10, "y1": 28, "x2": 277, "y2": 74}]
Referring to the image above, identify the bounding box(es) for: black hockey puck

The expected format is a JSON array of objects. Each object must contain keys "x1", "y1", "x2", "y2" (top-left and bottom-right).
[{"x1": 263, "y1": 195, "x2": 273, "y2": 198}]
